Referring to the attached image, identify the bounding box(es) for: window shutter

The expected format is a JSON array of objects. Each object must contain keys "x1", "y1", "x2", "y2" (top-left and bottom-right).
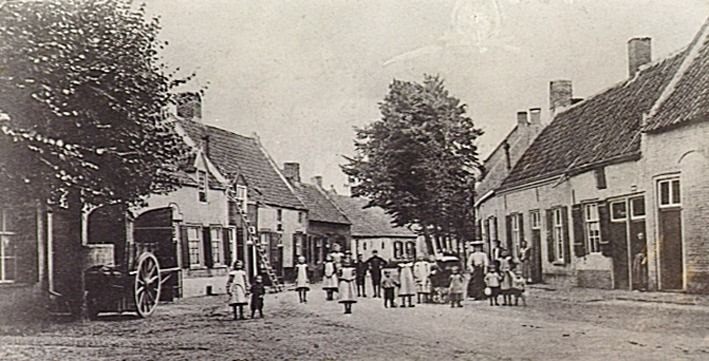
[
  {"x1": 505, "y1": 215, "x2": 513, "y2": 252},
  {"x1": 561, "y1": 206, "x2": 571, "y2": 264},
  {"x1": 571, "y1": 204, "x2": 587, "y2": 257},
  {"x1": 598, "y1": 201, "x2": 612, "y2": 257},
  {"x1": 519, "y1": 215, "x2": 525, "y2": 248},
  {"x1": 16, "y1": 207, "x2": 39, "y2": 283},
  {"x1": 223, "y1": 228, "x2": 232, "y2": 267},
  {"x1": 203, "y1": 227, "x2": 213, "y2": 268},
  {"x1": 546, "y1": 209, "x2": 555, "y2": 262},
  {"x1": 180, "y1": 227, "x2": 190, "y2": 268}
]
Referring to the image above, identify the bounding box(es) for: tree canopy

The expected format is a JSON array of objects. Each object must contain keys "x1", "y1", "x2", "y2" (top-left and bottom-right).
[
  {"x1": 342, "y1": 75, "x2": 483, "y2": 253},
  {"x1": 0, "y1": 0, "x2": 192, "y2": 207}
]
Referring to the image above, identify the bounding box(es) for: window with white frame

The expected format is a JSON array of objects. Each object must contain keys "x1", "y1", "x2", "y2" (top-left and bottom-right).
[
  {"x1": 234, "y1": 185, "x2": 247, "y2": 211},
  {"x1": 511, "y1": 213, "x2": 521, "y2": 247},
  {"x1": 0, "y1": 210, "x2": 17, "y2": 283},
  {"x1": 530, "y1": 210, "x2": 541, "y2": 230},
  {"x1": 198, "y1": 171, "x2": 208, "y2": 202},
  {"x1": 405, "y1": 242, "x2": 416, "y2": 259},
  {"x1": 553, "y1": 208, "x2": 565, "y2": 262},
  {"x1": 187, "y1": 226, "x2": 203, "y2": 267},
  {"x1": 658, "y1": 178, "x2": 680, "y2": 208},
  {"x1": 210, "y1": 227, "x2": 223, "y2": 266},
  {"x1": 393, "y1": 241, "x2": 404, "y2": 259},
  {"x1": 584, "y1": 203, "x2": 602, "y2": 253}
]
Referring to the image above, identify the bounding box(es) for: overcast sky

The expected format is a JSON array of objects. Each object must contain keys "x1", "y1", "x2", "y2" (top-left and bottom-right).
[{"x1": 147, "y1": 0, "x2": 708, "y2": 193}]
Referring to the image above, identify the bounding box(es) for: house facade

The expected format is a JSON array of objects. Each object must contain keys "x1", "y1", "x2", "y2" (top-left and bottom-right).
[
  {"x1": 478, "y1": 28, "x2": 706, "y2": 291},
  {"x1": 330, "y1": 194, "x2": 420, "y2": 262},
  {"x1": 641, "y1": 19, "x2": 709, "y2": 293}
]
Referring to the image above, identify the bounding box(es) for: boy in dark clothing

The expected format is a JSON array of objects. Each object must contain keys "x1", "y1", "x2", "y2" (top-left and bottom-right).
[
  {"x1": 250, "y1": 275, "x2": 266, "y2": 318},
  {"x1": 366, "y1": 250, "x2": 387, "y2": 298},
  {"x1": 355, "y1": 254, "x2": 368, "y2": 297},
  {"x1": 380, "y1": 270, "x2": 398, "y2": 308}
]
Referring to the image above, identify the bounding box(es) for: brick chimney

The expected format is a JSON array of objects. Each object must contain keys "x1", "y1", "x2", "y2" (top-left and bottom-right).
[
  {"x1": 549, "y1": 80, "x2": 573, "y2": 115},
  {"x1": 311, "y1": 176, "x2": 323, "y2": 188},
  {"x1": 516, "y1": 111, "x2": 528, "y2": 127},
  {"x1": 176, "y1": 92, "x2": 202, "y2": 120},
  {"x1": 529, "y1": 108, "x2": 541, "y2": 125},
  {"x1": 283, "y1": 162, "x2": 301, "y2": 184},
  {"x1": 628, "y1": 37, "x2": 652, "y2": 77}
]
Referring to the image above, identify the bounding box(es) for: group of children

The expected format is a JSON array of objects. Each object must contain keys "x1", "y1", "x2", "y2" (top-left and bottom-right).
[{"x1": 225, "y1": 249, "x2": 527, "y2": 320}]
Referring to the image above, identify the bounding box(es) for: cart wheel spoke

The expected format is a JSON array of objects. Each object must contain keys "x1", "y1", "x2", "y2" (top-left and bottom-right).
[{"x1": 134, "y1": 252, "x2": 161, "y2": 318}]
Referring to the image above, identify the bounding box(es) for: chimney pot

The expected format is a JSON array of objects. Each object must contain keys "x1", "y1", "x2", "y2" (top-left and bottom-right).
[
  {"x1": 176, "y1": 92, "x2": 202, "y2": 120},
  {"x1": 549, "y1": 80, "x2": 573, "y2": 115},
  {"x1": 311, "y1": 176, "x2": 323, "y2": 188},
  {"x1": 283, "y1": 162, "x2": 301, "y2": 184},
  {"x1": 516, "y1": 111, "x2": 528, "y2": 127},
  {"x1": 529, "y1": 108, "x2": 541, "y2": 125},
  {"x1": 628, "y1": 37, "x2": 652, "y2": 77}
]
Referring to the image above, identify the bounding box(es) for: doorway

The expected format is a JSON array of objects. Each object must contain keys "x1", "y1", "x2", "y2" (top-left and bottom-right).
[{"x1": 657, "y1": 178, "x2": 683, "y2": 290}]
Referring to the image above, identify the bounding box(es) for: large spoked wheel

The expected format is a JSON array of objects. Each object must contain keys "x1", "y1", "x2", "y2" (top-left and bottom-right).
[{"x1": 134, "y1": 252, "x2": 161, "y2": 318}]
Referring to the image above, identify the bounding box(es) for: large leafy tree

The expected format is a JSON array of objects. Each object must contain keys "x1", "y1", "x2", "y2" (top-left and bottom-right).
[
  {"x1": 342, "y1": 75, "x2": 483, "y2": 254},
  {"x1": 0, "y1": 0, "x2": 191, "y2": 208}
]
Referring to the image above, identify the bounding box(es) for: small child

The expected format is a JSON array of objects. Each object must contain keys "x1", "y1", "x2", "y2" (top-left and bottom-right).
[
  {"x1": 510, "y1": 269, "x2": 527, "y2": 306},
  {"x1": 295, "y1": 256, "x2": 310, "y2": 303},
  {"x1": 500, "y1": 267, "x2": 515, "y2": 306},
  {"x1": 226, "y1": 261, "x2": 249, "y2": 320},
  {"x1": 250, "y1": 275, "x2": 266, "y2": 318},
  {"x1": 380, "y1": 270, "x2": 399, "y2": 308},
  {"x1": 484, "y1": 265, "x2": 502, "y2": 306},
  {"x1": 448, "y1": 266, "x2": 465, "y2": 308}
]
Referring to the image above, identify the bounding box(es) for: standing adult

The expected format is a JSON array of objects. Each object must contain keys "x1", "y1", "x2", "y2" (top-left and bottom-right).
[
  {"x1": 518, "y1": 240, "x2": 532, "y2": 283},
  {"x1": 366, "y1": 250, "x2": 387, "y2": 298},
  {"x1": 330, "y1": 243, "x2": 345, "y2": 270},
  {"x1": 632, "y1": 232, "x2": 648, "y2": 291},
  {"x1": 413, "y1": 256, "x2": 432, "y2": 304},
  {"x1": 466, "y1": 242, "x2": 489, "y2": 300},
  {"x1": 355, "y1": 254, "x2": 368, "y2": 297},
  {"x1": 490, "y1": 239, "x2": 502, "y2": 269}
]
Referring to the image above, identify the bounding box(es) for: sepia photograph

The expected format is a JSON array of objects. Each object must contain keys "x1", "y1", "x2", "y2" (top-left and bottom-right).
[{"x1": 0, "y1": 0, "x2": 708, "y2": 360}]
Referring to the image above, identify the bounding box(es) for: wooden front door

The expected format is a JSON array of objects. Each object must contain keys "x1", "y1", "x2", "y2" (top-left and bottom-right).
[
  {"x1": 659, "y1": 208, "x2": 683, "y2": 289},
  {"x1": 657, "y1": 178, "x2": 683, "y2": 290},
  {"x1": 609, "y1": 220, "x2": 629, "y2": 290}
]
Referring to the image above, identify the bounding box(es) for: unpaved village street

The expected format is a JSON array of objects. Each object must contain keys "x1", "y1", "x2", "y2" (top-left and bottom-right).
[{"x1": 2, "y1": 286, "x2": 709, "y2": 361}]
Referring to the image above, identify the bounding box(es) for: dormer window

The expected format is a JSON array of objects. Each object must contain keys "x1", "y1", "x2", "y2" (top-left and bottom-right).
[{"x1": 198, "y1": 170, "x2": 208, "y2": 202}]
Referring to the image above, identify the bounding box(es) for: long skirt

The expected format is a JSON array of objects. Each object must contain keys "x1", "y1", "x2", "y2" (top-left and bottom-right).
[
  {"x1": 229, "y1": 284, "x2": 248, "y2": 306},
  {"x1": 323, "y1": 274, "x2": 338, "y2": 291},
  {"x1": 338, "y1": 280, "x2": 357, "y2": 303},
  {"x1": 468, "y1": 266, "x2": 485, "y2": 299},
  {"x1": 399, "y1": 267, "x2": 416, "y2": 296}
]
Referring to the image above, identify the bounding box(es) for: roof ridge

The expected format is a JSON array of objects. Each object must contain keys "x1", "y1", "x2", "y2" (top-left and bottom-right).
[
  {"x1": 646, "y1": 16, "x2": 709, "y2": 121},
  {"x1": 315, "y1": 186, "x2": 353, "y2": 225},
  {"x1": 252, "y1": 135, "x2": 306, "y2": 210}
]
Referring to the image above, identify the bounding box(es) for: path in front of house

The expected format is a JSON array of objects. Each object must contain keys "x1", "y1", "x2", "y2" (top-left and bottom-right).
[{"x1": 2, "y1": 285, "x2": 709, "y2": 360}]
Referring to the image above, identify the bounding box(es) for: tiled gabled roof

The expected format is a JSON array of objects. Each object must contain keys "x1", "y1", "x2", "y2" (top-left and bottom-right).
[
  {"x1": 330, "y1": 195, "x2": 417, "y2": 238},
  {"x1": 203, "y1": 125, "x2": 305, "y2": 210},
  {"x1": 292, "y1": 183, "x2": 350, "y2": 225},
  {"x1": 501, "y1": 48, "x2": 688, "y2": 189},
  {"x1": 645, "y1": 18, "x2": 709, "y2": 133}
]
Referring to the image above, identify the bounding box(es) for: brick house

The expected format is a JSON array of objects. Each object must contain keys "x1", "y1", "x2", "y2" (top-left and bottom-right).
[
  {"x1": 475, "y1": 108, "x2": 545, "y2": 282},
  {"x1": 283, "y1": 165, "x2": 351, "y2": 280},
  {"x1": 640, "y1": 19, "x2": 709, "y2": 293},
  {"x1": 329, "y1": 194, "x2": 420, "y2": 262},
  {"x1": 479, "y1": 29, "x2": 701, "y2": 290}
]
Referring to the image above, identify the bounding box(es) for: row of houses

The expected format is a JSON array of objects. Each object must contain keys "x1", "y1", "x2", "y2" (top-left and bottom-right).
[
  {"x1": 0, "y1": 93, "x2": 421, "y2": 320},
  {"x1": 476, "y1": 18, "x2": 709, "y2": 293}
]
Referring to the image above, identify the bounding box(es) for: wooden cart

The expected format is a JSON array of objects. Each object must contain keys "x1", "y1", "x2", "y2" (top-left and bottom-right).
[{"x1": 85, "y1": 206, "x2": 180, "y2": 319}]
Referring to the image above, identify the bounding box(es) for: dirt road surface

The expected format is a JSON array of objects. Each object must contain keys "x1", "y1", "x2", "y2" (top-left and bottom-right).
[{"x1": 2, "y1": 287, "x2": 709, "y2": 360}]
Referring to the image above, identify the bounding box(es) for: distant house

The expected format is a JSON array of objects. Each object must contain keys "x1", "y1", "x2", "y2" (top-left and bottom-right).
[
  {"x1": 329, "y1": 194, "x2": 419, "y2": 262},
  {"x1": 478, "y1": 20, "x2": 709, "y2": 293},
  {"x1": 283, "y1": 164, "x2": 351, "y2": 279},
  {"x1": 475, "y1": 108, "x2": 545, "y2": 282}
]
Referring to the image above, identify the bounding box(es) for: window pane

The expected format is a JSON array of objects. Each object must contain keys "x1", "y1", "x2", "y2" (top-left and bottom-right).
[
  {"x1": 611, "y1": 202, "x2": 627, "y2": 220},
  {"x1": 659, "y1": 181, "x2": 670, "y2": 205},
  {"x1": 671, "y1": 180, "x2": 680, "y2": 205},
  {"x1": 631, "y1": 197, "x2": 645, "y2": 217}
]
